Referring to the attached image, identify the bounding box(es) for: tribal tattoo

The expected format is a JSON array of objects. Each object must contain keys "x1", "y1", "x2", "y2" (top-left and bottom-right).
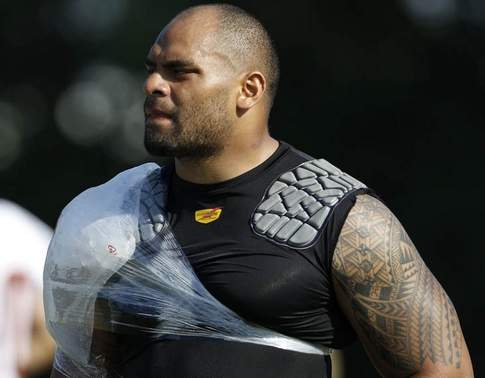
[{"x1": 332, "y1": 195, "x2": 463, "y2": 376}]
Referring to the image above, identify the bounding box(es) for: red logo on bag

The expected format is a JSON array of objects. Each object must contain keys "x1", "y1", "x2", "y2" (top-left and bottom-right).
[{"x1": 107, "y1": 244, "x2": 117, "y2": 255}]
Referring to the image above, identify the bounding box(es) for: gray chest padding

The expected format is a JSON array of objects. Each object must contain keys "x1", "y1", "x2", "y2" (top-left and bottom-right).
[{"x1": 252, "y1": 159, "x2": 366, "y2": 249}]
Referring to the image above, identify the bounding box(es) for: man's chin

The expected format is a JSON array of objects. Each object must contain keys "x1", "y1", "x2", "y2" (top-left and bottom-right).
[
  {"x1": 144, "y1": 139, "x2": 176, "y2": 157},
  {"x1": 144, "y1": 139, "x2": 221, "y2": 160},
  {"x1": 144, "y1": 138, "x2": 192, "y2": 158}
]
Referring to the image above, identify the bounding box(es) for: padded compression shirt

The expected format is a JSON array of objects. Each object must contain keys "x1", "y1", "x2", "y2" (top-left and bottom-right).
[
  {"x1": 167, "y1": 141, "x2": 364, "y2": 347},
  {"x1": 93, "y1": 141, "x2": 373, "y2": 378}
]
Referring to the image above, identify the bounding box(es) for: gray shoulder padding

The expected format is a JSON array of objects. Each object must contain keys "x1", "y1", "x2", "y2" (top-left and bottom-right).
[
  {"x1": 138, "y1": 166, "x2": 169, "y2": 242},
  {"x1": 251, "y1": 159, "x2": 366, "y2": 249}
]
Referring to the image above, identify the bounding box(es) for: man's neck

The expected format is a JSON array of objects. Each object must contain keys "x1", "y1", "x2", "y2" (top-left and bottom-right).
[{"x1": 174, "y1": 135, "x2": 279, "y2": 184}]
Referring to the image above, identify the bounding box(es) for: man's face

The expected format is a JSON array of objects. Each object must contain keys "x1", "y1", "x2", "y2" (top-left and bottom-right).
[{"x1": 143, "y1": 14, "x2": 238, "y2": 159}]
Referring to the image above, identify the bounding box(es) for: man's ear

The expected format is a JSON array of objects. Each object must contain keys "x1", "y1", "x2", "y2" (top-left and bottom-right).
[{"x1": 236, "y1": 71, "x2": 267, "y2": 110}]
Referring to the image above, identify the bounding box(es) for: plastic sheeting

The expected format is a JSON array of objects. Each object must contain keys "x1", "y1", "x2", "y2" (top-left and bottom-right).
[{"x1": 43, "y1": 163, "x2": 328, "y2": 377}]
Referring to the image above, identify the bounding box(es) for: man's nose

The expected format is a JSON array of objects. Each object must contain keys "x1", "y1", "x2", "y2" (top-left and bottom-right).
[{"x1": 144, "y1": 73, "x2": 170, "y2": 97}]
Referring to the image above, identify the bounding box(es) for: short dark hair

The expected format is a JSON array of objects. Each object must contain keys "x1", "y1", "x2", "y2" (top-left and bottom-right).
[{"x1": 185, "y1": 4, "x2": 280, "y2": 105}]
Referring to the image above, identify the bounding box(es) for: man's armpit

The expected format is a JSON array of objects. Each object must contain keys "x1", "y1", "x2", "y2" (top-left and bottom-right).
[{"x1": 331, "y1": 194, "x2": 462, "y2": 376}]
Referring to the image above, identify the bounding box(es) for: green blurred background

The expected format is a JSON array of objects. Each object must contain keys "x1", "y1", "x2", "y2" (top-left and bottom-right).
[{"x1": 1, "y1": 0, "x2": 483, "y2": 376}]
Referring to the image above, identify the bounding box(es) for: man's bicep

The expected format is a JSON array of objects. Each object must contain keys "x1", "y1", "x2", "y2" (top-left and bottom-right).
[{"x1": 331, "y1": 194, "x2": 472, "y2": 377}]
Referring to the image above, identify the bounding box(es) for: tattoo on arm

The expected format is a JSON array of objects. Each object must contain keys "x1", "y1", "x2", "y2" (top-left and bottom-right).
[{"x1": 332, "y1": 195, "x2": 464, "y2": 376}]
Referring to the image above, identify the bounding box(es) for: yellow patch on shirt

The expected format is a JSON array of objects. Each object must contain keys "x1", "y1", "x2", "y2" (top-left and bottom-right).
[{"x1": 194, "y1": 207, "x2": 223, "y2": 224}]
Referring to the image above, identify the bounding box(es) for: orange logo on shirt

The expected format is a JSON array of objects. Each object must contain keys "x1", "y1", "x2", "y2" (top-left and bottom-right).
[{"x1": 195, "y1": 207, "x2": 223, "y2": 224}]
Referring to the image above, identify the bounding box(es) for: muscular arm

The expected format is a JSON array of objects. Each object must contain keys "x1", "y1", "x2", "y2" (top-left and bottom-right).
[{"x1": 331, "y1": 194, "x2": 473, "y2": 377}]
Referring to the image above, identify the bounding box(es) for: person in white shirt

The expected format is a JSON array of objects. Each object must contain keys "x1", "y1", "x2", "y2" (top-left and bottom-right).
[{"x1": 0, "y1": 199, "x2": 56, "y2": 378}]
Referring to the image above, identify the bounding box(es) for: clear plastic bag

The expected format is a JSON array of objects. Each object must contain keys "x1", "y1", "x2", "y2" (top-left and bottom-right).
[{"x1": 43, "y1": 163, "x2": 326, "y2": 377}]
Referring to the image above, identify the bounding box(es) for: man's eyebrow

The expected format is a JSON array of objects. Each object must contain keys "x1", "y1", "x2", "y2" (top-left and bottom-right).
[
  {"x1": 162, "y1": 58, "x2": 197, "y2": 68},
  {"x1": 145, "y1": 57, "x2": 197, "y2": 68}
]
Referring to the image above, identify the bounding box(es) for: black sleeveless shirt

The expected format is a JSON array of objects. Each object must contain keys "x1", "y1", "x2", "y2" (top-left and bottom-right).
[
  {"x1": 167, "y1": 141, "x2": 361, "y2": 347},
  {"x1": 98, "y1": 141, "x2": 371, "y2": 378}
]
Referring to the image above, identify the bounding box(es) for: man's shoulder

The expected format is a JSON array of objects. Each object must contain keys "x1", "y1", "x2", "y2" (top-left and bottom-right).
[
  {"x1": 53, "y1": 162, "x2": 166, "y2": 250},
  {"x1": 45, "y1": 162, "x2": 168, "y2": 304}
]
